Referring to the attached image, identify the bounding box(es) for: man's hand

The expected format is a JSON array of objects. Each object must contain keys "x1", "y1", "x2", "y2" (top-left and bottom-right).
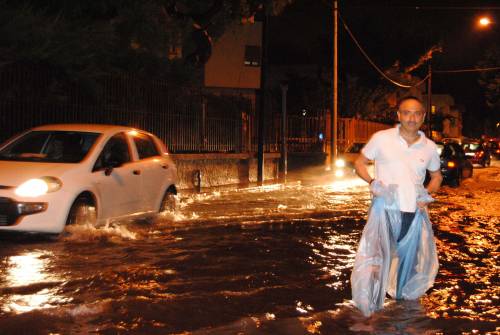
[
  {"x1": 369, "y1": 179, "x2": 385, "y2": 196},
  {"x1": 416, "y1": 184, "x2": 434, "y2": 211},
  {"x1": 417, "y1": 201, "x2": 429, "y2": 210}
]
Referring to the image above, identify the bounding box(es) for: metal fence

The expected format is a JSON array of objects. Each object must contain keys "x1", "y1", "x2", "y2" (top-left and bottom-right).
[
  {"x1": 0, "y1": 67, "x2": 253, "y2": 153},
  {"x1": 0, "y1": 65, "x2": 333, "y2": 155},
  {"x1": 338, "y1": 118, "x2": 391, "y2": 151},
  {"x1": 287, "y1": 115, "x2": 326, "y2": 153}
]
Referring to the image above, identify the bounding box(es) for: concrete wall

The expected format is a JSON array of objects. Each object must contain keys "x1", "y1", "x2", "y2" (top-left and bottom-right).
[{"x1": 171, "y1": 153, "x2": 279, "y2": 190}]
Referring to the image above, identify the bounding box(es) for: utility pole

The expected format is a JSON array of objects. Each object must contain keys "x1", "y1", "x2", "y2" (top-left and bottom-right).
[
  {"x1": 257, "y1": 0, "x2": 270, "y2": 184},
  {"x1": 425, "y1": 46, "x2": 441, "y2": 139},
  {"x1": 279, "y1": 83, "x2": 288, "y2": 180},
  {"x1": 426, "y1": 61, "x2": 432, "y2": 139},
  {"x1": 331, "y1": 0, "x2": 339, "y2": 167}
]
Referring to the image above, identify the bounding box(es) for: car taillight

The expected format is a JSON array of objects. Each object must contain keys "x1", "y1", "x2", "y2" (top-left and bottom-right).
[
  {"x1": 447, "y1": 161, "x2": 456, "y2": 168},
  {"x1": 496, "y1": 149, "x2": 500, "y2": 153},
  {"x1": 477, "y1": 151, "x2": 484, "y2": 157}
]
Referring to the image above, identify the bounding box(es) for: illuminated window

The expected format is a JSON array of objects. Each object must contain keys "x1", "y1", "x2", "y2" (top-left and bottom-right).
[{"x1": 244, "y1": 45, "x2": 261, "y2": 66}]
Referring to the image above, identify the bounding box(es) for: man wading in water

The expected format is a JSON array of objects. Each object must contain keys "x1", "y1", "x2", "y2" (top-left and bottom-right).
[{"x1": 351, "y1": 96, "x2": 443, "y2": 316}]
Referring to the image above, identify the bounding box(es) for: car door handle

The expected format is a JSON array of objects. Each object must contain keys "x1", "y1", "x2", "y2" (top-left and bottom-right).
[
  {"x1": 133, "y1": 170, "x2": 141, "y2": 175},
  {"x1": 161, "y1": 165, "x2": 168, "y2": 169}
]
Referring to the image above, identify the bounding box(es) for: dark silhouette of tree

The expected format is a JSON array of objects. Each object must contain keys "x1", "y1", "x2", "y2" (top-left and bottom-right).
[
  {"x1": 478, "y1": 45, "x2": 500, "y2": 111},
  {"x1": 0, "y1": 0, "x2": 293, "y2": 83}
]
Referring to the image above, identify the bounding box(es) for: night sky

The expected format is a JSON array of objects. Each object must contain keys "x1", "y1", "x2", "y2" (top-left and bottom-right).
[{"x1": 268, "y1": 0, "x2": 500, "y2": 137}]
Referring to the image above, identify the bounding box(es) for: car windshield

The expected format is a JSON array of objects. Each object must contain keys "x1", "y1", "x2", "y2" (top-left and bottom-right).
[
  {"x1": 436, "y1": 143, "x2": 444, "y2": 156},
  {"x1": 346, "y1": 143, "x2": 365, "y2": 153},
  {"x1": 436, "y1": 143, "x2": 457, "y2": 158},
  {"x1": 0, "y1": 131, "x2": 100, "y2": 163},
  {"x1": 463, "y1": 143, "x2": 482, "y2": 152}
]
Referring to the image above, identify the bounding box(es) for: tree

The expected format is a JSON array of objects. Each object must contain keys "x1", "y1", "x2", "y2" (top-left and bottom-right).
[
  {"x1": 478, "y1": 45, "x2": 500, "y2": 111},
  {"x1": 0, "y1": 0, "x2": 293, "y2": 84}
]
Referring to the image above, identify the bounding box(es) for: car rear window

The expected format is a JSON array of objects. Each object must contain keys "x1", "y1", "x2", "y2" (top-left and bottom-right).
[
  {"x1": 0, "y1": 131, "x2": 100, "y2": 163},
  {"x1": 133, "y1": 133, "x2": 160, "y2": 159},
  {"x1": 463, "y1": 143, "x2": 481, "y2": 151}
]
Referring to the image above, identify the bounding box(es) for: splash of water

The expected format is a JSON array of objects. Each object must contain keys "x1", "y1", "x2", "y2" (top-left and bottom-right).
[{"x1": 63, "y1": 221, "x2": 137, "y2": 241}]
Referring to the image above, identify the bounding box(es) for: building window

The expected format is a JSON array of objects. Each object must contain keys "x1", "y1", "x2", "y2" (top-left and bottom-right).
[{"x1": 244, "y1": 45, "x2": 261, "y2": 66}]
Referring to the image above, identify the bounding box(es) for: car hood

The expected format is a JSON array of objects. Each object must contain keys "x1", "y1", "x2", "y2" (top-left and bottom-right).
[{"x1": 0, "y1": 161, "x2": 84, "y2": 187}]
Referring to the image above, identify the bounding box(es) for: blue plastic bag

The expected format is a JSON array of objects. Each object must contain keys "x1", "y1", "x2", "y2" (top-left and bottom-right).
[{"x1": 351, "y1": 181, "x2": 439, "y2": 317}]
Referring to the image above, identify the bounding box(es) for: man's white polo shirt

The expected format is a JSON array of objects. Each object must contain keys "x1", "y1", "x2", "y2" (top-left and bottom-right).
[{"x1": 362, "y1": 125, "x2": 440, "y2": 212}]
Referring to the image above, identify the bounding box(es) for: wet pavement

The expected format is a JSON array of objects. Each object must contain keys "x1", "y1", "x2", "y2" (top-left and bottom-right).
[{"x1": 0, "y1": 163, "x2": 499, "y2": 335}]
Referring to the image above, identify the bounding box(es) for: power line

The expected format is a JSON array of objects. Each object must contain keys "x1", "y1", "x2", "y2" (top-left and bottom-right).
[
  {"x1": 345, "y1": 6, "x2": 500, "y2": 10},
  {"x1": 321, "y1": 0, "x2": 499, "y2": 86},
  {"x1": 434, "y1": 66, "x2": 500, "y2": 73},
  {"x1": 321, "y1": 0, "x2": 500, "y2": 11},
  {"x1": 339, "y1": 13, "x2": 429, "y2": 88}
]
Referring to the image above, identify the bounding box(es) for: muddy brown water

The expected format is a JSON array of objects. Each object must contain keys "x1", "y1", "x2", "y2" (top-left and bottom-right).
[{"x1": 0, "y1": 175, "x2": 498, "y2": 334}]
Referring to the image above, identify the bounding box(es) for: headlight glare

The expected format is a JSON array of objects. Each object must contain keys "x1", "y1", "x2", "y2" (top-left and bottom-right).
[
  {"x1": 335, "y1": 159, "x2": 346, "y2": 168},
  {"x1": 15, "y1": 177, "x2": 62, "y2": 197},
  {"x1": 335, "y1": 169, "x2": 345, "y2": 178}
]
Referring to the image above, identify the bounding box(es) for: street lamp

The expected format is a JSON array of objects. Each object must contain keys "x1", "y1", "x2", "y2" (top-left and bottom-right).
[
  {"x1": 331, "y1": 0, "x2": 339, "y2": 168},
  {"x1": 478, "y1": 16, "x2": 492, "y2": 28}
]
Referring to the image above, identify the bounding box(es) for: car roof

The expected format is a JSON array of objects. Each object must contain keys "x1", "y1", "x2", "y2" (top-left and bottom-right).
[{"x1": 31, "y1": 123, "x2": 142, "y2": 135}]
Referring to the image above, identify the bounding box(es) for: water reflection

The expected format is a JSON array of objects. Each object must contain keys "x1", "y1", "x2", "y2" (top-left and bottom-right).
[
  {"x1": 6, "y1": 252, "x2": 47, "y2": 287},
  {"x1": 175, "y1": 179, "x2": 370, "y2": 224},
  {"x1": 322, "y1": 177, "x2": 368, "y2": 192},
  {"x1": 314, "y1": 234, "x2": 358, "y2": 292},
  {"x1": 426, "y1": 197, "x2": 499, "y2": 325},
  {"x1": 1, "y1": 251, "x2": 67, "y2": 313},
  {"x1": 0, "y1": 167, "x2": 497, "y2": 334}
]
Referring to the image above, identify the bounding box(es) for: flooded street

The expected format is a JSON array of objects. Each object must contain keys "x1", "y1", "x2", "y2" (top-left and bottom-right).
[{"x1": 0, "y1": 165, "x2": 499, "y2": 335}]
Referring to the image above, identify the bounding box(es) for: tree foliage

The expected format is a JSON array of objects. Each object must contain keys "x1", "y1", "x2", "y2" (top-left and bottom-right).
[
  {"x1": 0, "y1": 0, "x2": 292, "y2": 84},
  {"x1": 478, "y1": 45, "x2": 500, "y2": 111}
]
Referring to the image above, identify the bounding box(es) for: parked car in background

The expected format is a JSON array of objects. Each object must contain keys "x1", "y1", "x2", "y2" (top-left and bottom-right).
[
  {"x1": 487, "y1": 139, "x2": 500, "y2": 159},
  {"x1": 0, "y1": 124, "x2": 177, "y2": 234},
  {"x1": 334, "y1": 142, "x2": 370, "y2": 178},
  {"x1": 434, "y1": 141, "x2": 473, "y2": 187},
  {"x1": 462, "y1": 141, "x2": 491, "y2": 167}
]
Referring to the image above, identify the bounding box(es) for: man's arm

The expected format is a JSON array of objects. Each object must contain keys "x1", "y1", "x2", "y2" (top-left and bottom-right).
[
  {"x1": 426, "y1": 169, "x2": 443, "y2": 194},
  {"x1": 354, "y1": 153, "x2": 373, "y2": 184}
]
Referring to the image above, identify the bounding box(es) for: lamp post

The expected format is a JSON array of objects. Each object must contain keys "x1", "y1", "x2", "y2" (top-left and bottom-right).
[
  {"x1": 331, "y1": 0, "x2": 338, "y2": 168},
  {"x1": 426, "y1": 60, "x2": 433, "y2": 138},
  {"x1": 257, "y1": 0, "x2": 270, "y2": 184},
  {"x1": 279, "y1": 83, "x2": 288, "y2": 181},
  {"x1": 424, "y1": 45, "x2": 442, "y2": 139}
]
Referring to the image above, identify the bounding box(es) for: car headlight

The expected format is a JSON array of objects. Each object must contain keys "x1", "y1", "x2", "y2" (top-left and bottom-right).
[
  {"x1": 335, "y1": 169, "x2": 345, "y2": 177},
  {"x1": 15, "y1": 177, "x2": 62, "y2": 197},
  {"x1": 335, "y1": 159, "x2": 346, "y2": 168}
]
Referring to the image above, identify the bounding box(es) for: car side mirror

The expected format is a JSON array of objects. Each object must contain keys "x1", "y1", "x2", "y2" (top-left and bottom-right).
[
  {"x1": 103, "y1": 159, "x2": 122, "y2": 176},
  {"x1": 104, "y1": 166, "x2": 114, "y2": 176}
]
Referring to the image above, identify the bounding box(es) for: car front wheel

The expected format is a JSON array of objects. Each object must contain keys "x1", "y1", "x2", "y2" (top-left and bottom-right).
[
  {"x1": 159, "y1": 186, "x2": 177, "y2": 213},
  {"x1": 449, "y1": 170, "x2": 461, "y2": 188},
  {"x1": 66, "y1": 195, "x2": 97, "y2": 226}
]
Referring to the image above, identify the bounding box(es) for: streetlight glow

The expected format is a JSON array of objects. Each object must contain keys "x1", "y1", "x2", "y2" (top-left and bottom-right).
[{"x1": 478, "y1": 16, "x2": 492, "y2": 27}]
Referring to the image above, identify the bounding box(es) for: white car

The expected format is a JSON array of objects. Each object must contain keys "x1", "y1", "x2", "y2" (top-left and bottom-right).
[{"x1": 0, "y1": 124, "x2": 177, "y2": 234}]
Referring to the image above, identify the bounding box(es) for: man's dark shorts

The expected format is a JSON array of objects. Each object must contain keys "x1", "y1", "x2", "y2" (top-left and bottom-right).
[{"x1": 398, "y1": 211, "x2": 416, "y2": 242}]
